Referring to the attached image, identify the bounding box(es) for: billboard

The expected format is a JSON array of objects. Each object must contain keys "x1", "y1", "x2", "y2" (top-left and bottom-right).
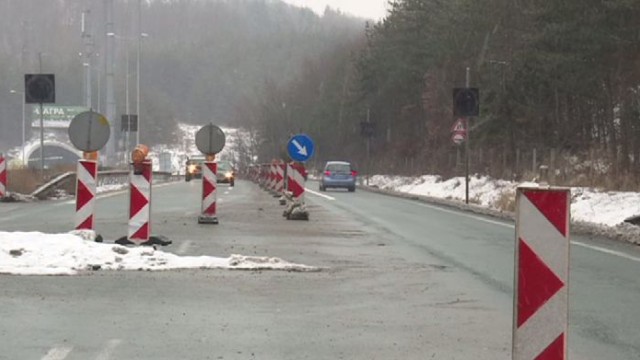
[{"x1": 30, "y1": 106, "x2": 89, "y2": 128}]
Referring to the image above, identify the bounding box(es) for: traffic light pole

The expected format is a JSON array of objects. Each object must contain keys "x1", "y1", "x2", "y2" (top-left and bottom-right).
[
  {"x1": 465, "y1": 67, "x2": 470, "y2": 205},
  {"x1": 39, "y1": 54, "x2": 45, "y2": 180},
  {"x1": 366, "y1": 107, "x2": 371, "y2": 186}
]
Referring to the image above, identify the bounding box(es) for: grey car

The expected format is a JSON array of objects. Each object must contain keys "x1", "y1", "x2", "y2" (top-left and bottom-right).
[{"x1": 319, "y1": 161, "x2": 357, "y2": 192}]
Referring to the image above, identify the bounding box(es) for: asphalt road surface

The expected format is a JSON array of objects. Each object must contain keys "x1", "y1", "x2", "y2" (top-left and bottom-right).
[{"x1": 1, "y1": 179, "x2": 639, "y2": 359}]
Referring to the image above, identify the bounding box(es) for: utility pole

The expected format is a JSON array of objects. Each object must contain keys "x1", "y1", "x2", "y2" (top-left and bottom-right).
[
  {"x1": 366, "y1": 107, "x2": 371, "y2": 186},
  {"x1": 465, "y1": 67, "x2": 470, "y2": 205},
  {"x1": 81, "y1": 10, "x2": 93, "y2": 109},
  {"x1": 136, "y1": 0, "x2": 142, "y2": 145},
  {"x1": 38, "y1": 52, "x2": 45, "y2": 180},
  {"x1": 105, "y1": 0, "x2": 116, "y2": 166}
]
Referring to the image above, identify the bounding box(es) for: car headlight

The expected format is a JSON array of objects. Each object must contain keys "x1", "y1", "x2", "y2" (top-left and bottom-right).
[
  {"x1": 188, "y1": 165, "x2": 197, "y2": 174},
  {"x1": 224, "y1": 171, "x2": 233, "y2": 178}
]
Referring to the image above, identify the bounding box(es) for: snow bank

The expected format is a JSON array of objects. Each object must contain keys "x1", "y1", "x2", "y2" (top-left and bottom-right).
[
  {"x1": 369, "y1": 174, "x2": 640, "y2": 228},
  {"x1": 0, "y1": 231, "x2": 318, "y2": 275}
]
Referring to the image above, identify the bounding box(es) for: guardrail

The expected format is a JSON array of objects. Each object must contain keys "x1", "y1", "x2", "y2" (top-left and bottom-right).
[{"x1": 31, "y1": 170, "x2": 181, "y2": 200}]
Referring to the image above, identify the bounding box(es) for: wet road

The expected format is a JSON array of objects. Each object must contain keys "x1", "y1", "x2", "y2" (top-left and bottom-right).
[{"x1": 1, "y1": 180, "x2": 639, "y2": 359}]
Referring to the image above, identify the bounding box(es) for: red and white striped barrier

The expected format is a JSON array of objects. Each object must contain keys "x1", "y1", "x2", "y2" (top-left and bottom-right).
[
  {"x1": 198, "y1": 161, "x2": 219, "y2": 224},
  {"x1": 128, "y1": 160, "x2": 152, "y2": 244},
  {"x1": 276, "y1": 162, "x2": 285, "y2": 194},
  {"x1": 287, "y1": 162, "x2": 306, "y2": 203},
  {"x1": 513, "y1": 187, "x2": 570, "y2": 360},
  {"x1": 75, "y1": 160, "x2": 98, "y2": 230},
  {"x1": 0, "y1": 154, "x2": 6, "y2": 199},
  {"x1": 270, "y1": 162, "x2": 277, "y2": 192}
]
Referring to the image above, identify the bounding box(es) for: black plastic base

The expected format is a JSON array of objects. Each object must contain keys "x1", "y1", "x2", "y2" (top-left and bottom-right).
[
  {"x1": 115, "y1": 235, "x2": 172, "y2": 246},
  {"x1": 198, "y1": 215, "x2": 219, "y2": 224}
]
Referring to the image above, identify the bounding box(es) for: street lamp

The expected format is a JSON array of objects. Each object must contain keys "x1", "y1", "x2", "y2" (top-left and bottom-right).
[
  {"x1": 107, "y1": 31, "x2": 148, "y2": 162},
  {"x1": 107, "y1": 32, "x2": 149, "y2": 144},
  {"x1": 9, "y1": 89, "x2": 26, "y2": 166}
]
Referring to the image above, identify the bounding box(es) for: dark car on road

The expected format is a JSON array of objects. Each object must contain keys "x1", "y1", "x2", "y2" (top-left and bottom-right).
[
  {"x1": 216, "y1": 160, "x2": 235, "y2": 187},
  {"x1": 185, "y1": 155, "x2": 206, "y2": 182},
  {"x1": 319, "y1": 161, "x2": 357, "y2": 192},
  {"x1": 186, "y1": 157, "x2": 235, "y2": 186}
]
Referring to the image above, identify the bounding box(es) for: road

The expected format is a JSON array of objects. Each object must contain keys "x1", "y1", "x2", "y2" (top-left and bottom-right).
[{"x1": 0, "y1": 179, "x2": 639, "y2": 359}]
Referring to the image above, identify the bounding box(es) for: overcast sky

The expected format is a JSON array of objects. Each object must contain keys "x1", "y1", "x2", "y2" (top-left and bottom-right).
[{"x1": 281, "y1": 0, "x2": 389, "y2": 20}]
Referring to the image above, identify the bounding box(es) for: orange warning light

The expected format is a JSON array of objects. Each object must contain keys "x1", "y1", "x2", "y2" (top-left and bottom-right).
[
  {"x1": 83, "y1": 151, "x2": 98, "y2": 161},
  {"x1": 131, "y1": 144, "x2": 149, "y2": 163}
]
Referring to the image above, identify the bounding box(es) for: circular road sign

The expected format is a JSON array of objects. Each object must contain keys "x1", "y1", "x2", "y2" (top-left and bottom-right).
[
  {"x1": 68, "y1": 111, "x2": 111, "y2": 152},
  {"x1": 195, "y1": 124, "x2": 226, "y2": 155},
  {"x1": 287, "y1": 134, "x2": 315, "y2": 162}
]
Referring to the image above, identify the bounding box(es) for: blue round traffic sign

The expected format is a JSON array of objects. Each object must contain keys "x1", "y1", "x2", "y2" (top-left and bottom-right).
[{"x1": 287, "y1": 134, "x2": 315, "y2": 162}]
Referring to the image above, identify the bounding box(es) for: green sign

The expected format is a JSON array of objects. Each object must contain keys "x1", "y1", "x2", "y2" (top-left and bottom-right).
[{"x1": 30, "y1": 106, "x2": 89, "y2": 128}]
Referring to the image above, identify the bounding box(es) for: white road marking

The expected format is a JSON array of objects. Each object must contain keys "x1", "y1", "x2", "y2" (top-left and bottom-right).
[
  {"x1": 224, "y1": 191, "x2": 229, "y2": 195},
  {"x1": 94, "y1": 339, "x2": 122, "y2": 360},
  {"x1": 410, "y1": 199, "x2": 640, "y2": 263},
  {"x1": 42, "y1": 346, "x2": 73, "y2": 360},
  {"x1": 177, "y1": 240, "x2": 192, "y2": 254},
  {"x1": 305, "y1": 188, "x2": 335, "y2": 200},
  {"x1": 571, "y1": 242, "x2": 640, "y2": 263}
]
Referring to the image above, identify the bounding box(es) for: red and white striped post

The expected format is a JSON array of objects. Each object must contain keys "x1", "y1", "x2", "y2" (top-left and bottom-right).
[
  {"x1": 0, "y1": 154, "x2": 6, "y2": 199},
  {"x1": 198, "y1": 160, "x2": 219, "y2": 224},
  {"x1": 287, "y1": 162, "x2": 306, "y2": 203},
  {"x1": 75, "y1": 159, "x2": 98, "y2": 230},
  {"x1": 128, "y1": 159, "x2": 152, "y2": 244},
  {"x1": 513, "y1": 186, "x2": 570, "y2": 360},
  {"x1": 276, "y1": 161, "x2": 285, "y2": 195},
  {"x1": 270, "y1": 162, "x2": 277, "y2": 193}
]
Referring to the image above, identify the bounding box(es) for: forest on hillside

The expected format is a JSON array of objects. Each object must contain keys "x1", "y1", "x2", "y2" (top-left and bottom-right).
[
  {"x1": 0, "y1": 0, "x2": 364, "y2": 148},
  {"x1": 1, "y1": 0, "x2": 639, "y2": 188},
  {"x1": 246, "y1": 0, "x2": 640, "y2": 188}
]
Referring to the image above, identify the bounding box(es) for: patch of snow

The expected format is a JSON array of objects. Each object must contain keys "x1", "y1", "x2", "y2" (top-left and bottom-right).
[
  {"x1": 369, "y1": 174, "x2": 640, "y2": 228},
  {"x1": 0, "y1": 230, "x2": 318, "y2": 275}
]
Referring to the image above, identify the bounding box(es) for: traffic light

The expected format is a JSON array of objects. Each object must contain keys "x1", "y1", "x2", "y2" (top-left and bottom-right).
[
  {"x1": 453, "y1": 87, "x2": 479, "y2": 117},
  {"x1": 24, "y1": 74, "x2": 55, "y2": 104}
]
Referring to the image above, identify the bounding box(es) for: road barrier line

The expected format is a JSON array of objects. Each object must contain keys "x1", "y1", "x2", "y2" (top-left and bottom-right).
[
  {"x1": 128, "y1": 160, "x2": 152, "y2": 243},
  {"x1": 75, "y1": 159, "x2": 97, "y2": 230},
  {"x1": 198, "y1": 161, "x2": 218, "y2": 224},
  {"x1": 41, "y1": 346, "x2": 73, "y2": 360},
  {"x1": 513, "y1": 187, "x2": 569, "y2": 359},
  {"x1": 305, "y1": 188, "x2": 335, "y2": 201}
]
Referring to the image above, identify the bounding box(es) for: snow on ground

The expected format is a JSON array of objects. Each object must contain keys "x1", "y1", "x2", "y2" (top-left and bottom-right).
[
  {"x1": 368, "y1": 174, "x2": 640, "y2": 228},
  {"x1": 97, "y1": 184, "x2": 128, "y2": 194},
  {"x1": 0, "y1": 230, "x2": 318, "y2": 275}
]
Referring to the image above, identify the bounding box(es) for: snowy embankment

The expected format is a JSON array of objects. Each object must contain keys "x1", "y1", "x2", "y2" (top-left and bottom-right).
[
  {"x1": 0, "y1": 230, "x2": 318, "y2": 275},
  {"x1": 367, "y1": 174, "x2": 640, "y2": 245}
]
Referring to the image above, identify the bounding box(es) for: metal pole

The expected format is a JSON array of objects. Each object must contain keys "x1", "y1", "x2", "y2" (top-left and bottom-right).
[
  {"x1": 136, "y1": 0, "x2": 141, "y2": 145},
  {"x1": 39, "y1": 52, "x2": 45, "y2": 179},
  {"x1": 125, "y1": 37, "x2": 130, "y2": 162},
  {"x1": 21, "y1": 98, "x2": 25, "y2": 165},
  {"x1": 366, "y1": 107, "x2": 371, "y2": 186},
  {"x1": 105, "y1": 0, "x2": 116, "y2": 165},
  {"x1": 39, "y1": 102, "x2": 44, "y2": 179},
  {"x1": 465, "y1": 67, "x2": 470, "y2": 205},
  {"x1": 82, "y1": 10, "x2": 93, "y2": 109}
]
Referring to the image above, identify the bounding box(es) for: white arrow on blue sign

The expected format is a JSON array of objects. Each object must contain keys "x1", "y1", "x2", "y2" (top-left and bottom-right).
[{"x1": 287, "y1": 134, "x2": 315, "y2": 162}]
